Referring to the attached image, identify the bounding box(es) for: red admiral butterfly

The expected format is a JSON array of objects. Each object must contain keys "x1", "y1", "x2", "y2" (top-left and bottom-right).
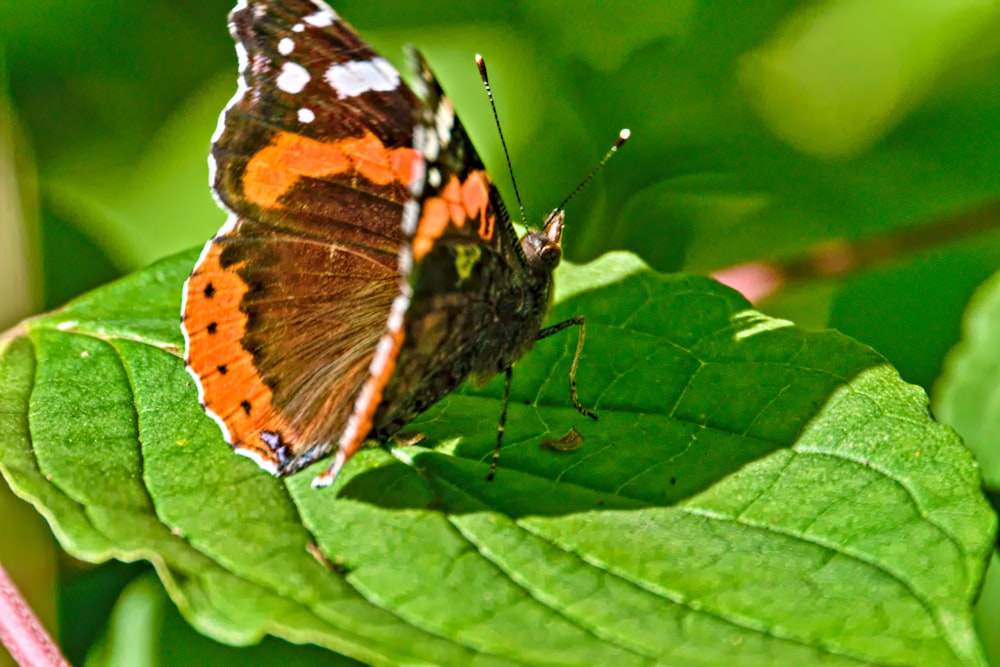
[{"x1": 181, "y1": 0, "x2": 627, "y2": 488}]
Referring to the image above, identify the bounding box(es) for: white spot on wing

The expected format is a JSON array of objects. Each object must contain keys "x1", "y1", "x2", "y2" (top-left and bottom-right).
[
  {"x1": 428, "y1": 167, "x2": 441, "y2": 188},
  {"x1": 298, "y1": 107, "x2": 315, "y2": 123},
  {"x1": 293, "y1": 23, "x2": 305, "y2": 32},
  {"x1": 303, "y1": 6, "x2": 337, "y2": 27},
  {"x1": 423, "y1": 139, "x2": 439, "y2": 161},
  {"x1": 387, "y1": 294, "x2": 410, "y2": 333},
  {"x1": 401, "y1": 199, "x2": 420, "y2": 235},
  {"x1": 278, "y1": 37, "x2": 294, "y2": 55},
  {"x1": 276, "y1": 61, "x2": 310, "y2": 94},
  {"x1": 413, "y1": 122, "x2": 439, "y2": 161},
  {"x1": 435, "y1": 100, "x2": 454, "y2": 146},
  {"x1": 370, "y1": 335, "x2": 396, "y2": 376},
  {"x1": 325, "y1": 57, "x2": 400, "y2": 99},
  {"x1": 398, "y1": 246, "x2": 413, "y2": 277},
  {"x1": 408, "y1": 149, "x2": 426, "y2": 196}
]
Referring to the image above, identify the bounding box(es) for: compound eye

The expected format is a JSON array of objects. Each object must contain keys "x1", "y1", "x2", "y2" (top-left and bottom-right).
[{"x1": 540, "y1": 244, "x2": 561, "y2": 268}]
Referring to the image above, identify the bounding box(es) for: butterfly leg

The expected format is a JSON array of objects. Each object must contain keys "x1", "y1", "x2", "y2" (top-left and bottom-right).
[
  {"x1": 536, "y1": 315, "x2": 598, "y2": 421},
  {"x1": 486, "y1": 366, "x2": 514, "y2": 481}
]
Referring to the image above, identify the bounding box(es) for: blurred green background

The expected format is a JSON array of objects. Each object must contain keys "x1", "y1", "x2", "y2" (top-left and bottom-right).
[{"x1": 3, "y1": 0, "x2": 1000, "y2": 664}]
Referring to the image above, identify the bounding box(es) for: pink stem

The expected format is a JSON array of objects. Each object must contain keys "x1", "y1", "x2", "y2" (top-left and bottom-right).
[{"x1": 0, "y1": 560, "x2": 69, "y2": 667}]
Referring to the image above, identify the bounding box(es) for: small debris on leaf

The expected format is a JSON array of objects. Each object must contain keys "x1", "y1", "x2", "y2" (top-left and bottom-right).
[{"x1": 540, "y1": 427, "x2": 584, "y2": 452}]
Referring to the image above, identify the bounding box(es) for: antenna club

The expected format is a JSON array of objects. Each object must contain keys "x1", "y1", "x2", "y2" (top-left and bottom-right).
[
  {"x1": 476, "y1": 54, "x2": 488, "y2": 82},
  {"x1": 618, "y1": 128, "x2": 631, "y2": 145}
]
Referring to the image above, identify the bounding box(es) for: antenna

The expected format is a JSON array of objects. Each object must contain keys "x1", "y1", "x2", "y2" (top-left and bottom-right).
[
  {"x1": 476, "y1": 54, "x2": 528, "y2": 227},
  {"x1": 554, "y1": 128, "x2": 630, "y2": 213}
]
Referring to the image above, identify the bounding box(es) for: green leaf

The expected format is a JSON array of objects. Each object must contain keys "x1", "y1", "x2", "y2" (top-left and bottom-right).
[
  {"x1": 974, "y1": 553, "x2": 1000, "y2": 667},
  {"x1": 935, "y1": 269, "x2": 1000, "y2": 493},
  {"x1": 0, "y1": 250, "x2": 994, "y2": 666}
]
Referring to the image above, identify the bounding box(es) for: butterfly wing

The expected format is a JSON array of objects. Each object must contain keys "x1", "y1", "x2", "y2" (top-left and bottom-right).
[
  {"x1": 183, "y1": 0, "x2": 425, "y2": 474},
  {"x1": 184, "y1": 0, "x2": 547, "y2": 483}
]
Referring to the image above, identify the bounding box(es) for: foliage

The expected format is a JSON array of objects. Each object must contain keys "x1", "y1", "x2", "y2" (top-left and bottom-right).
[
  {"x1": 2, "y1": 0, "x2": 1000, "y2": 665},
  {"x1": 1, "y1": 250, "x2": 993, "y2": 665}
]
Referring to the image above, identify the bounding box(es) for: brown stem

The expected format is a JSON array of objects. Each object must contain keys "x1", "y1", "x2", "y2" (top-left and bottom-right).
[
  {"x1": 713, "y1": 199, "x2": 1000, "y2": 303},
  {"x1": 0, "y1": 561, "x2": 69, "y2": 667}
]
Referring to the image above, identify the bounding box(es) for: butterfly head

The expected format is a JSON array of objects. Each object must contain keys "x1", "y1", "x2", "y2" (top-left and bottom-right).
[
  {"x1": 518, "y1": 128, "x2": 630, "y2": 276},
  {"x1": 522, "y1": 208, "x2": 564, "y2": 274}
]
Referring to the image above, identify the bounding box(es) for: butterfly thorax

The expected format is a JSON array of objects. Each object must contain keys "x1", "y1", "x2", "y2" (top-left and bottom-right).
[{"x1": 369, "y1": 212, "x2": 564, "y2": 440}]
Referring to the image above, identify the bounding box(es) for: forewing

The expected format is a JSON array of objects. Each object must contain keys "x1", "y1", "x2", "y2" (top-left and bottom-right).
[
  {"x1": 214, "y1": 0, "x2": 422, "y2": 243},
  {"x1": 184, "y1": 0, "x2": 427, "y2": 474}
]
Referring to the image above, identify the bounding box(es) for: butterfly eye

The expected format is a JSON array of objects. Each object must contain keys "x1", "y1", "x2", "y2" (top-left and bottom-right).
[
  {"x1": 521, "y1": 232, "x2": 559, "y2": 271},
  {"x1": 539, "y1": 244, "x2": 562, "y2": 269}
]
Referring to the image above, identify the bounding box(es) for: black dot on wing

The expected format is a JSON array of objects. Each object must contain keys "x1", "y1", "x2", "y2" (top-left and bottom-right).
[
  {"x1": 240, "y1": 400, "x2": 252, "y2": 415},
  {"x1": 217, "y1": 364, "x2": 229, "y2": 375},
  {"x1": 207, "y1": 322, "x2": 218, "y2": 334},
  {"x1": 204, "y1": 282, "x2": 216, "y2": 299}
]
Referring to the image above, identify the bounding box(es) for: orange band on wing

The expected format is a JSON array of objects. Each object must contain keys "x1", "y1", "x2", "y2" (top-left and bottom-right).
[
  {"x1": 412, "y1": 171, "x2": 493, "y2": 260},
  {"x1": 184, "y1": 240, "x2": 299, "y2": 468},
  {"x1": 243, "y1": 130, "x2": 419, "y2": 208}
]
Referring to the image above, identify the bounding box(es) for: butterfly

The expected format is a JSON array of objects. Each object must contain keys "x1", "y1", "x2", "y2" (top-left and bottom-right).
[{"x1": 181, "y1": 0, "x2": 625, "y2": 488}]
